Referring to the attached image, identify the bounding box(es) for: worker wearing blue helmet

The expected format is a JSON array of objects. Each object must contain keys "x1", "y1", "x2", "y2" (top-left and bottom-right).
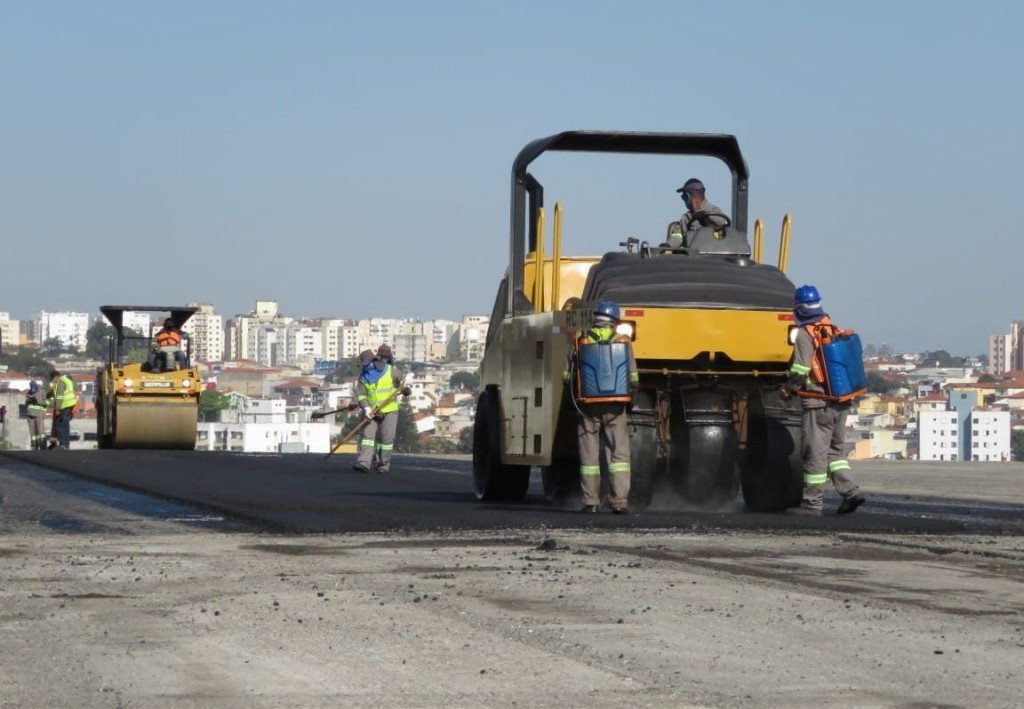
[
  {"x1": 563, "y1": 300, "x2": 639, "y2": 513},
  {"x1": 25, "y1": 379, "x2": 49, "y2": 450},
  {"x1": 782, "y1": 285, "x2": 866, "y2": 516}
]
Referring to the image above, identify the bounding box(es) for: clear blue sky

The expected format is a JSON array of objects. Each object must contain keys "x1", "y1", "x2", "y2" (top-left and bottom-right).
[{"x1": 3, "y1": 1, "x2": 1022, "y2": 355}]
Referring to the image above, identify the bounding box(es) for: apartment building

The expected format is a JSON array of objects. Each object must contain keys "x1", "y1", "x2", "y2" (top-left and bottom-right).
[
  {"x1": 458, "y1": 315, "x2": 489, "y2": 362},
  {"x1": 184, "y1": 302, "x2": 225, "y2": 363},
  {"x1": 227, "y1": 301, "x2": 293, "y2": 365},
  {"x1": 0, "y1": 313, "x2": 19, "y2": 350},
  {"x1": 917, "y1": 389, "x2": 1011, "y2": 462},
  {"x1": 36, "y1": 311, "x2": 90, "y2": 352}
]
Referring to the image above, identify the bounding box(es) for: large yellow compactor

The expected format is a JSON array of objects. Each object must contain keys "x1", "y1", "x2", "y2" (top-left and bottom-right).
[
  {"x1": 474, "y1": 131, "x2": 804, "y2": 511},
  {"x1": 95, "y1": 305, "x2": 201, "y2": 449}
]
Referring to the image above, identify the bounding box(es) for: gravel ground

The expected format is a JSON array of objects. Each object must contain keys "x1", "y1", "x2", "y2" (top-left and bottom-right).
[{"x1": 1, "y1": 460, "x2": 1022, "y2": 709}]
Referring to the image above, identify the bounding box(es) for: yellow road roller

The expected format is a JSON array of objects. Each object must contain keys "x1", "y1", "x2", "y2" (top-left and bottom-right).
[
  {"x1": 474, "y1": 131, "x2": 804, "y2": 511},
  {"x1": 95, "y1": 305, "x2": 201, "y2": 449}
]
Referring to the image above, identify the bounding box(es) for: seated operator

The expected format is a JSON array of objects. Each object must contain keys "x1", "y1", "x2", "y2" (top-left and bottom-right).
[
  {"x1": 663, "y1": 178, "x2": 730, "y2": 249},
  {"x1": 152, "y1": 318, "x2": 186, "y2": 372}
]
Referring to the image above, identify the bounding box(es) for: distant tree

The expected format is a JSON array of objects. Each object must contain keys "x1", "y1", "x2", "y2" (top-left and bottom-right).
[
  {"x1": 450, "y1": 370, "x2": 480, "y2": 391},
  {"x1": 866, "y1": 370, "x2": 903, "y2": 395},
  {"x1": 977, "y1": 374, "x2": 997, "y2": 384},
  {"x1": 394, "y1": 399, "x2": 421, "y2": 453},
  {"x1": 1013, "y1": 430, "x2": 1024, "y2": 462},
  {"x1": 86, "y1": 321, "x2": 117, "y2": 359},
  {"x1": 920, "y1": 350, "x2": 964, "y2": 368},
  {"x1": 39, "y1": 337, "x2": 67, "y2": 357},
  {"x1": 198, "y1": 389, "x2": 232, "y2": 422},
  {"x1": 458, "y1": 425, "x2": 474, "y2": 453},
  {"x1": 87, "y1": 321, "x2": 148, "y2": 362},
  {"x1": 0, "y1": 348, "x2": 54, "y2": 380}
]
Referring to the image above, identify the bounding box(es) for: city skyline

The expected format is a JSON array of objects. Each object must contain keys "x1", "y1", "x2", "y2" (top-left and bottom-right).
[
  {"x1": 3, "y1": 4, "x2": 1023, "y2": 356},
  {"x1": 1, "y1": 299, "x2": 1008, "y2": 360}
]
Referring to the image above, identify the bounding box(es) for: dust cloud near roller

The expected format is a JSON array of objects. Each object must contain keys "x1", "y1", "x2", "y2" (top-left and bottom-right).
[{"x1": 112, "y1": 401, "x2": 197, "y2": 449}]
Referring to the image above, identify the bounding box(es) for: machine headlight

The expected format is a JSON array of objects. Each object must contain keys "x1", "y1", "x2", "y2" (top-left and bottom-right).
[
  {"x1": 181, "y1": 379, "x2": 191, "y2": 388},
  {"x1": 124, "y1": 378, "x2": 134, "y2": 388},
  {"x1": 787, "y1": 325, "x2": 798, "y2": 345}
]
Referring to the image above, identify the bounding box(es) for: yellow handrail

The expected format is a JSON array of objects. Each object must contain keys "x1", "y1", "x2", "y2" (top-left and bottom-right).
[
  {"x1": 551, "y1": 202, "x2": 563, "y2": 312},
  {"x1": 753, "y1": 218, "x2": 764, "y2": 263},
  {"x1": 777, "y1": 213, "x2": 792, "y2": 273},
  {"x1": 533, "y1": 207, "x2": 546, "y2": 313}
]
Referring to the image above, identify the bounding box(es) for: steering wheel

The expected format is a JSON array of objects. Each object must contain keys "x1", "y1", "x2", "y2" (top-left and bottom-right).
[{"x1": 694, "y1": 211, "x2": 732, "y2": 228}]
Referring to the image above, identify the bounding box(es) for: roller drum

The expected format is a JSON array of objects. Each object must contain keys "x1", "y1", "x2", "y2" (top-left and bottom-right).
[{"x1": 113, "y1": 399, "x2": 197, "y2": 450}]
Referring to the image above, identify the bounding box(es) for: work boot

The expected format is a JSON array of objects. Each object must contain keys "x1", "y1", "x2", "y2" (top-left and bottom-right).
[
  {"x1": 785, "y1": 506, "x2": 822, "y2": 517},
  {"x1": 352, "y1": 463, "x2": 371, "y2": 474},
  {"x1": 579, "y1": 504, "x2": 598, "y2": 514},
  {"x1": 611, "y1": 507, "x2": 630, "y2": 515},
  {"x1": 837, "y1": 494, "x2": 866, "y2": 515}
]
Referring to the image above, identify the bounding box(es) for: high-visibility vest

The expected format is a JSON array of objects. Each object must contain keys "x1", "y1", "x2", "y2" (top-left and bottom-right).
[
  {"x1": 51, "y1": 375, "x2": 78, "y2": 411},
  {"x1": 362, "y1": 366, "x2": 400, "y2": 414},
  {"x1": 156, "y1": 328, "x2": 182, "y2": 347}
]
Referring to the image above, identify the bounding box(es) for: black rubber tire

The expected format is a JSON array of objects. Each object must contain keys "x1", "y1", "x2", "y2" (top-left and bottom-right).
[
  {"x1": 741, "y1": 389, "x2": 804, "y2": 512},
  {"x1": 627, "y1": 419, "x2": 660, "y2": 510},
  {"x1": 541, "y1": 461, "x2": 578, "y2": 505},
  {"x1": 668, "y1": 388, "x2": 740, "y2": 508},
  {"x1": 472, "y1": 389, "x2": 531, "y2": 501}
]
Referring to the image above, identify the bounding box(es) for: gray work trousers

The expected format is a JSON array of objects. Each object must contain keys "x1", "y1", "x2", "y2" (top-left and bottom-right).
[
  {"x1": 577, "y1": 403, "x2": 631, "y2": 509},
  {"x1": 357, "y1": 412, "x2": 398, "y2": 473},
  {"x1": 801, "y1": 403, "x2": 859, "y2": 509},
  {"x1": 27, "y1": 411, "x2": 47, "y2": 450}
]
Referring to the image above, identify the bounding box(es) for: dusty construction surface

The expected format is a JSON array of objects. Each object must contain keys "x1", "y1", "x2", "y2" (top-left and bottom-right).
[{"x1": 0, "y1": 459, "x2": 1022, "y2": 708}]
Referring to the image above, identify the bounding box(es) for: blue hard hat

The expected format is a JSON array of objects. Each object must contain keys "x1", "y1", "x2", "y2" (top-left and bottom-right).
[
  {"x1": 595, "y1": 300, "x2": 621, "y2": 321},
  {"x1": 28, "y1": 380, "x2": 39, "y2": 394},
  {"x1": 794, "y1": 285, "x2": 821, "y2": 306}
]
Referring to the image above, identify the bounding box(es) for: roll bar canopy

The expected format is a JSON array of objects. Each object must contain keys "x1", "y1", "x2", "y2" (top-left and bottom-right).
[
  {"x1": 100, "y1": 305, "x2": 199, "y2": 338},
  {"x1": 508, "y1": 131, "x2": 750, "y2": 316}
]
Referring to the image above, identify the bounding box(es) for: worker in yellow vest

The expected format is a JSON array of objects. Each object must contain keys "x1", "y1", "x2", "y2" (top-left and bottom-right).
[
  {"x1": 47, "y1": 369, "x2": 78, "y2": 449},
  {"x1": 353, "y1": 347, "x2": 411, "y2": 474}
]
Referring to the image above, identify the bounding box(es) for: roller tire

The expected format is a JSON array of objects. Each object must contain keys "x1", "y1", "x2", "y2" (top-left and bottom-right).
[
  {"x1": 628, "y1": 421, "x2": 660, "y2": 509},
  {"x1": 472, "y1": 389, "x2": 531, "y2": 501},
  {"x1": 542, "y1": 461, "x2": 579, "y2": 505},
  {"x1": 669, "y1": 389, "x2": 740, "y2": 509},
  {"x1": 741, "y1": 390, "x2": 803, "y2": 512}
]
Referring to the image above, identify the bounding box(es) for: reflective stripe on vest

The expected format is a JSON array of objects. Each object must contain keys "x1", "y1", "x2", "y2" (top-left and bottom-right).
[{"x1": 363, "y1": 366, "x2": 399, "y2": 414}]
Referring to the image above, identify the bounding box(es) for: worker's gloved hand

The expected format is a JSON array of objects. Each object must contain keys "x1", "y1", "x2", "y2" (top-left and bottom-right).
[
  {"x1": 363, "y1": 407, "x2": 374, "y2": 420},
  {"x1": 402, "y1": 387, "x2": 412, "y2": 397},
  {"x1": 780, "y1": 385, "x2": 793, "y2": 401}
]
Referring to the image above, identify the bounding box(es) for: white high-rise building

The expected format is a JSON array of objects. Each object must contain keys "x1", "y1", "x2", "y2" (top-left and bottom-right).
[
  {"x1": 118, "y1": 311, "x2": 154, "y2": 336},
  {"x1": 458, "y1": 315, "x2": 490, "y2": 362},
  {"x1": 38, "y1": 311, "x2": 90, "y2": 352},
  {"x1": 339, "y1": 324, "x2": 361, "y2": 360},
  {"x1": 285, "y1": 324, "x2": 323, "y2": 363},
  {"x1": 918, "y1": 390, "x2": 1011, "y2": 462},
  {"x1": 0, "y1": 313, "x2": 19, "y2": 351},
  {"x1": 227, "y1": 301, "x2": 291, "y2": 363},
  {"x1": 966, "y1": 410, "x2": 1011, "y2": 462},
  {"x1": 184, "y1": 303, "x2": 224, "y2": 363}
]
